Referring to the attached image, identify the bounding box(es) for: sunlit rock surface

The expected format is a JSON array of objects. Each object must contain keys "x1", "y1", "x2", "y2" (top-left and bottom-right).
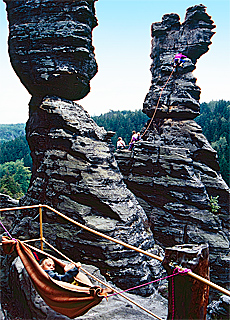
[{"x1": 17, "y1": 96, "x2": 162, "y2": 295}]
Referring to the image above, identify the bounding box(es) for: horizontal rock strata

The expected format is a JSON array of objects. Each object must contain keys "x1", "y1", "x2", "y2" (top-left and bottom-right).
[
  {"x1": 115, "y1": 5, "x2": 229, "y2": 291},
  {"x1": 143, "y1": 4, "x2": 215, "y2": 119},
  {"x1": 3, "y1": 0, "x2": 98, "y2": 100},
  {"x1": 115, "y1": 119, "x2": 229, "y2": 289},
  {"x1": 17, "y1": 96, "x2": 163, "y2": 295}
]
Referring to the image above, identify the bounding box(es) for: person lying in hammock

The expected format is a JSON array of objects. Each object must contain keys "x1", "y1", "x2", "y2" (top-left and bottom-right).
[
  {"x1": 40, "y1": 258, "x2": 113, "y2": 294},
  {"x1": 40, "y1": 257, "x2": 93, "y2": 286}
]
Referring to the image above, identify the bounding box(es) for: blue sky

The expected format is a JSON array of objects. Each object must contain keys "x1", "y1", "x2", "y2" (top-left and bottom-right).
[{"x1": 0, "y1": 0, "x2": 229, "y2": 124}]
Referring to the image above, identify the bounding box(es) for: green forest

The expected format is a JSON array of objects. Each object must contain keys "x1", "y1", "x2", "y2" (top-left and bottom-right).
[
  {"x1": 0, "y1": 100, "x2": 229, "y2": 198},
  {"x1": 92, "y1": 109, "x2": 149, "y2": 146},
  {"x1": 195, "y1": 100, "x2": 229, "y2": 185},
  {"x1": 0, "y1": 123, "x2": 25, "y2": 143}
]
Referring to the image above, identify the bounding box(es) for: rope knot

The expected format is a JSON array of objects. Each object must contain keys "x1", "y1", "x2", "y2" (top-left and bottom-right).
[{"x1": 174, "y1": 267, "x2": 191, "y2": 275}]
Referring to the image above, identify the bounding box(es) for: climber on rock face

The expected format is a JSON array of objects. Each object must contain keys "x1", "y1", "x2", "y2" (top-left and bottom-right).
[
  {"x1": 117, "y1": 137, "x2": 126, "y2": 150},
  {"x1": 173, "y1": 52, "x2": 187, "y2": 67}
]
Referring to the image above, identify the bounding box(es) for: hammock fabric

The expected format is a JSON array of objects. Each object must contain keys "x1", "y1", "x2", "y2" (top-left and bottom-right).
[{"x1": 2, "y1": 237, "x2": 104, "y2": 319}]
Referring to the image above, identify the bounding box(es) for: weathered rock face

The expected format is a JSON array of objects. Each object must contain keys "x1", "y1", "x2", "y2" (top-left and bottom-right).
[
  {"x1": 207, "y1": 295, "x2": 230, "y2": 320},
  {"x1": 115, "y1": 131, "x2": 229, "y2": 275},
  {"x1": 16, "y1": 96, "x2": 162, "y2": 295},
  {"x1": 143, "y1": 4, "x2": 215, "y2": 119},
  {"x1": 115, "y1": 5, "x2": 229, "y2": 290},
  {"x1": 2, "y1": 1, "x2": 165, "y2": 316},
  {"x1": 3, "y1": 0, "x2": 98, "y2": 101}
]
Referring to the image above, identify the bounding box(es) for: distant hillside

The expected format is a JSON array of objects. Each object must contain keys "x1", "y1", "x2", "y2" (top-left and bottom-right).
[
  {"x1": 0, "y1": 123, "x2": 25, "y2": 143},
  {"x1": 0, "y1": 135, "x2": 32, "y2": 169}
]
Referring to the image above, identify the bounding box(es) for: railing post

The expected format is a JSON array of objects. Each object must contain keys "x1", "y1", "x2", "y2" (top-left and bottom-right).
[
  {"x1": 162, "y1": 244, "x2": 210, "y2": 320},
  {"x1": 39, "y1": 205, "x2": 43, "y2": 251}
]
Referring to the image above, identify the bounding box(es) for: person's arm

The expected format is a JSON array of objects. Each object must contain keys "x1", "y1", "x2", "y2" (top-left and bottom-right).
[
  {"x1": 129, "y1": 135, "x2": 134, "y2": 144},
  {"x1": 45, "y1": 266, "x2": 79, "y2": 282}
]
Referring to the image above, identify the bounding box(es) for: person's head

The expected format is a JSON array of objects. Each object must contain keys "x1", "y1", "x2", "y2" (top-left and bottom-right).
[
  {"x1": 132, "y1": 131, "x2": 136, "y2": 135},
  {"x1": 118, "y1": 137, "x2": 122, "y2": 141},
  {"x1": 137, "y1": 132, "x2": 140, "y2": 136},
  {"x1": 40, "y1": 258, "x2": 55, "y2": 271}
]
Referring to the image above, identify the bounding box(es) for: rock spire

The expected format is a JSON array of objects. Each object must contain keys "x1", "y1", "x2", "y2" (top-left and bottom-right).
[
  {"x1": 115, "y1": 5, "x2": 229, "y2": 290},
  {"x1": 143, "y1": 4, "x2": 215, "y2": 120}
]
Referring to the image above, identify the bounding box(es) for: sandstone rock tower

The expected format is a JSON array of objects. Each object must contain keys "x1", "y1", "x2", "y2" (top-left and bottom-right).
[
  {"x1": 3, "y1": 0, "x2": 161, "y2": 294},
  {"x1": 115, "y1": 5, "x2": 229, "y2": 288}
]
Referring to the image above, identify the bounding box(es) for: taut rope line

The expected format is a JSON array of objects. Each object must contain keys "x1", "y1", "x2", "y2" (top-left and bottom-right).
[
  {"x1": 1, "y1": 205, "x2": 230, "y2": 296},
  {"x1": 141, "y1": 66, "x2": 176, "y2": 138}
]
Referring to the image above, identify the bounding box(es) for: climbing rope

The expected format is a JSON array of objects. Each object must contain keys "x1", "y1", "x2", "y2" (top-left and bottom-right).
[
  {"x1": 0, "y1": 221, "x2": 17, "y2": 242},
  {"x1": 107, "y1": 267, "x2": 190, "y2": 298},
  {"x1": 141, "y1": 66, "x2": 176, "y2": 138}
]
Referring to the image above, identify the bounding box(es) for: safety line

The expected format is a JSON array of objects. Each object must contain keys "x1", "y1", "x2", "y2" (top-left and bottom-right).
[
  {"x1": 141, "y1": 66, "x2": 176, "y2": 138},
  {"x1": 42, "y1": 205, "x2": 230, "y2": 296},
  {"x1": 43, "y1": 204, "x2": 163, "y2": 262},
  {"x1": 107, "y1": 268, "x2": 190, "y2": 297},
  {"x1": 22, "y1": 238, "x2": 43, "y2": 243},
  {"x1": 0, "y1": 221, "x2": 17, "y2": 241},
  {"x1": 1, "y1": 206, "x2": 230, "y2": 297},
  {"x1": 25, "y1": 240, "x2": 163, "y2": 320}
]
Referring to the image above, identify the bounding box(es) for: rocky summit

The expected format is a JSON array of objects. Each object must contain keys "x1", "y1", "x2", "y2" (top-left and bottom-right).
[
  {"x1": 115, "y1": 5, "x2": 229, "y2": 290},
  {"x1": 143, "y1": 4, "x2": 215, "y2": 119},
  {"x1": 3, "y1": 0, "x2": 98, "y2": 101}
]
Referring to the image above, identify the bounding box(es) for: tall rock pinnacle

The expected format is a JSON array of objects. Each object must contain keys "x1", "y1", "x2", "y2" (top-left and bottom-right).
[
  {"x1": 2, "y1": 0, "x2": 161, "y2": 299},
  {"x1": 143, "y1": 4, "x2": 215, "y2": 120},
  {"x1": 115, "y1": 5, "x2": 229, "y2": 290}
]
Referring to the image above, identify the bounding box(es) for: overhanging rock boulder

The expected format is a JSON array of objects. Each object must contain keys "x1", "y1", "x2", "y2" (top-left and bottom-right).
[{"x1": 3, "y1": 0, "x2": 98, "y2": 101}]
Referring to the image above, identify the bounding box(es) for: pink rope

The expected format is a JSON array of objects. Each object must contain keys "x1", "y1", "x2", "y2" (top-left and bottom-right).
[
  {"x1": 0, "y1": 221, "x2": 17, "y2": 242},
  {"x1": 171, "y1": 267, "x2": 177, "y2": 320},
  {"x1": 107, "y1": 267, "x2": 191, "y2": 297}
]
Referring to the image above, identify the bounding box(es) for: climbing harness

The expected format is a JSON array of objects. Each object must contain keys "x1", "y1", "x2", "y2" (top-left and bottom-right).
[{"x1": 141, "y1": 66, "x2": 176, "y2": 138}]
